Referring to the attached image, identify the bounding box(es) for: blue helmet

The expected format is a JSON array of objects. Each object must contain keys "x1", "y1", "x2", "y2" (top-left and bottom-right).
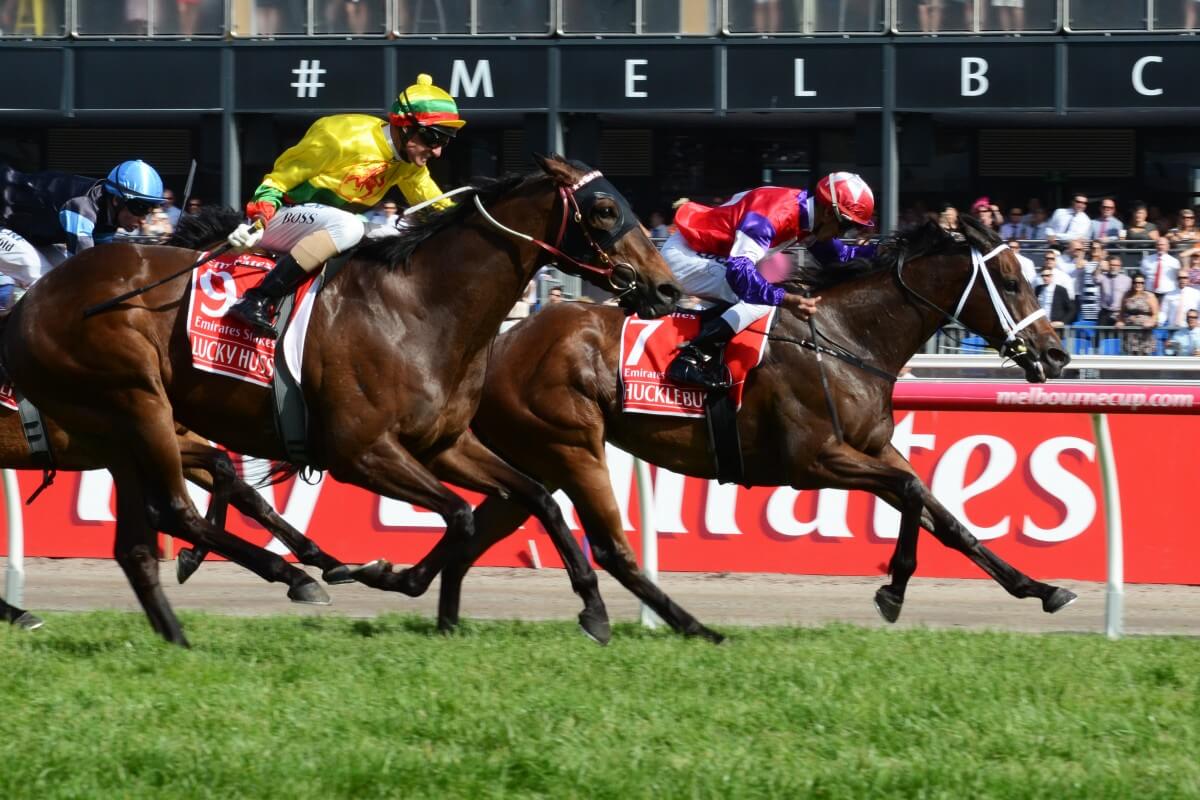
[{"x1": 104, "y1": 160, "x2": 167, "y2": 204}]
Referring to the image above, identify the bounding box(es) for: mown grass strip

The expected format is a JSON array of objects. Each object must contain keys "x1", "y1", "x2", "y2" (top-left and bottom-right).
[{"x1": 1, "y1": 613, "x2": 1197, "y2": 799}]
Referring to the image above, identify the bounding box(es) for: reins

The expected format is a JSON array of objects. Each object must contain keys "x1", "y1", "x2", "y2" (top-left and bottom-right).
[
  {"x1": 895, "y1": 241, "x2": 1047, "y2": 370},
  {"x1": 471, "y1": 170, "x2": 638, "y2": 296}
]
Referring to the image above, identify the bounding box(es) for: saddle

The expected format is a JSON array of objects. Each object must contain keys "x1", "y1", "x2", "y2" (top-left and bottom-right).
[{"x1": 619, "y1": 304, "x2": 777, "y2": 485}]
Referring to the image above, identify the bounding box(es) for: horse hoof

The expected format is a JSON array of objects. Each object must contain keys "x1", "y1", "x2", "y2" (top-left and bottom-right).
[
  {"x1": 700, "y1": 627, "x2": 726, "y2": 645},
  {"x1": 322, "y1": 564, "x2": 356, "y2": 585},
  {"x1": 176, "y1": 548, "x2": 204, "y2": 584},
  {"x1": 347, "y1": 559, "x2": 391, "y2": 587},
  {"x1": 12, "y1": 611, "x2": 43, "y2": 631},
  {"x1": 874, "y1": 586, "x2": 904, "y2": 624},
  {"x1": 1043, "y1": 587, "x2": 1078, "y2": 614},
  {"x1": 288, "y1": 579, "x2": 331, "y2": 606},
  {"x1": 578, "y1": 610, "x2": 611, "y2": 646}
]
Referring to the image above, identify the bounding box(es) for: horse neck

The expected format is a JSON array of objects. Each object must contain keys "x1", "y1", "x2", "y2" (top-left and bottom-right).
[
  {"x1": 414, "y1": 182, "x2": 558, "y2": 340},
  {"x1": 809, "y1": 258, "x2": 961, "y2": 375}
]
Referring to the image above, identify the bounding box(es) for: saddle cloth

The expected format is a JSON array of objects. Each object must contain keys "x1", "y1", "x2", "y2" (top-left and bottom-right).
[
  {"x1": 619, "y1": 308, "x2": 775, "y2": 418},
  {"x1": 186, "y1": 251, "x2": 319, "y2": 389},
  {"x1": 0, "y1": 382, "x2": 17, "y2": 412}
]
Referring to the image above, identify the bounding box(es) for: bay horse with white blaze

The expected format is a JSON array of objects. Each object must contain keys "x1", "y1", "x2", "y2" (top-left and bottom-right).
[
  {"x1": 2, "y1": 155, "x2": 679, "y2": 646},
  {"x1": 438, "y1": 214, "x2": 1075, "y2": 638}
]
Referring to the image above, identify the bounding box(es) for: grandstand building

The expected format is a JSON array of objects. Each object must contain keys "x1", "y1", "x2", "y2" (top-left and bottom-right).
[{"x1": 0, "y1": 1, "x2": 1197, "y2": 226}]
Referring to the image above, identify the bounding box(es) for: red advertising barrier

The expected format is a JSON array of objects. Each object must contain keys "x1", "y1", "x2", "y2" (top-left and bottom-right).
[{"x1": 2, "y1": 408, "x2": 1197, "y2": 585}]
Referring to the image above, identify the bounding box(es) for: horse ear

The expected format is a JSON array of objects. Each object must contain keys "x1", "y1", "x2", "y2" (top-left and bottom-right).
[{"x1": 534, "y1": 153, "x2": 573, "y2": 184}]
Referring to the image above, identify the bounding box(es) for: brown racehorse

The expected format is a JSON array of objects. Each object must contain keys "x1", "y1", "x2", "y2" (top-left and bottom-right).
[
  {"x1": 2, "y1": 155, "x2": 679, "y2": 646},
  {"x1": 435, "y1": 214, "x2": 1076, "y2": 639},
  {"x1": 0, "y1": 404, "x2": 352, "y2": 633}
]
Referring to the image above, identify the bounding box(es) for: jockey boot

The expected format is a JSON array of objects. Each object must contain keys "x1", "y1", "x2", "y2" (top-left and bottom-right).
[
  {"x1": 666, "y1": 316, "x2": 736, "y2": 391},
  {"x1": 226, "y1": 255, "x2": 309, "y2": 340}
]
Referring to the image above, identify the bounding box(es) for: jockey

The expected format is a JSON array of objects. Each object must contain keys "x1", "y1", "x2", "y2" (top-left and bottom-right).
[
  {"x1": 226, "y1": 73, "x2": 465, "y2": 339},
  {"x1": 662, "y1": 172, "x2": 877, "y2": 390},
  {"x1": 0, "y1": 160, "x2": 166, "y2": 311}
]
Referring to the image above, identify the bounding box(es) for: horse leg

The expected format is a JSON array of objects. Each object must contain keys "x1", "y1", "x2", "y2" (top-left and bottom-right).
[
  {"x1": 116, "y1": 393, "x2": 328, "y2": 606},
  {"x1": 0, "y1": 598, "x2": 43, "y2": 631},
  {"x1": 912, "y1": 491, "x2": 1076, "y2": 613},
  {"x1": 436, "y1": 432, "x2": 723, "y2": 643},
  {"x1": 174, "y1": 437, "x2": 232, "y2": 584},
  {"x1": 868, "y1": 444, "x2": 941, "y2": 623},
  {"x1": 804, "y1": 443, "x2": 929, "y2": 623},
  {"x1": 424, "y1": 431, "x2": 610, "y2": 644},
  {"x1": 110, "y1": 464, "x2": 189, "y2": 646},
  {"x1": 174, "y1": 445, "x2": 350, "y2": 587},
  {"x1": 332, "y1": 433, "x2": 477, "y2": 599},
  {"x1": 864, "y1": 444, "x2": 1076, "y2": 617}
]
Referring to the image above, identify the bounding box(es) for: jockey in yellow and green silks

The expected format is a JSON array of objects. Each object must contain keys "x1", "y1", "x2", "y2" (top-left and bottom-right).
[{"x1": 226, "y1": 73, "x2": 466, "y2": 339}]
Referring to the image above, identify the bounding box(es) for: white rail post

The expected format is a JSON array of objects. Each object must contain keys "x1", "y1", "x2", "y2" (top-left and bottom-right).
[
  {"x1": 634, "y1": 458, "x2": 661, "y2": 628},
  {"x1": 4, "y1": 468, "x2": 25, "y2": 607},
  {"x1": 1090, "y1": 413, "x2": 1124, "y2": 640}
]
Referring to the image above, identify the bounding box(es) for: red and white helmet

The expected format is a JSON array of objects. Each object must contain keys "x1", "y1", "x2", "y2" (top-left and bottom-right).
[{"x1": 816, "y1": 172, "x2": 875, "y2": 227}]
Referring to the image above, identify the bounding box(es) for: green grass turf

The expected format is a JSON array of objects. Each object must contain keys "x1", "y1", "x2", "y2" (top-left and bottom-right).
[{"x1": 0, "y1": 613, "x2": 1197, "y2": 799}]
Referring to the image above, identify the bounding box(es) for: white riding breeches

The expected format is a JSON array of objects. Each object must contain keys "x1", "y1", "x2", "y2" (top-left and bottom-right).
[
  {"x1": 260, "y1": 203, "x2": 367, "y2": 255},
  {"x1": 661, "y1": 231, "x2": 774, "y2": 334},
  {"x1": 0, "y1": 227, "x2": 65, "y2": 288}
]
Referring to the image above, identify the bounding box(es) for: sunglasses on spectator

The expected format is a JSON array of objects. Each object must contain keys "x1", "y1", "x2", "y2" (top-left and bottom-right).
[
  {"x1": 415, "y1": 126, "x2": 452, "y2": 148},
  {"x1": 125, "y1": 199, "x2": 154, "y2": 216}
]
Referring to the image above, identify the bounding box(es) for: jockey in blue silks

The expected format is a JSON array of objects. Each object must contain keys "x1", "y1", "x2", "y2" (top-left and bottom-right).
[{"x1": 0, "y1": 159, "x2": 167, "y2": 311}]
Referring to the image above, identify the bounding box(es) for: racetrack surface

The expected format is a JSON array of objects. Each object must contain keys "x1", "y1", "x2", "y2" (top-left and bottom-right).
[{"x1": 7, "y1": 557, "x2": 1199, "y2": 636}]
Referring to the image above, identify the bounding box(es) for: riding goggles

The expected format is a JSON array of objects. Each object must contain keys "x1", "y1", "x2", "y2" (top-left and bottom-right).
[
  {"x1": 124, "y1": 198, "x2": 155, "y2": 216},
  {"x1": 414, "y1": 126, "x2": 453, "y2": 149}
]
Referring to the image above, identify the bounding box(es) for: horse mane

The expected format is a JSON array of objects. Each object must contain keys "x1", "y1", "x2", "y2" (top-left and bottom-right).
[
  {"x1": 785, "y1": 213, "x2": 1004, "y2": 293},
  {"x1": 165, "y1": 206, "x2": 243, "y2": 250},
  {"x1": 354, "y1": 173, "x2": 533, "y2": 271}
]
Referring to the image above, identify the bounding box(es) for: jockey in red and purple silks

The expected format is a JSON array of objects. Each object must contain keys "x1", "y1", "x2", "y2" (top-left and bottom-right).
[{"x1": 661, "y1": 172, "x2": 877, "y2": 390}]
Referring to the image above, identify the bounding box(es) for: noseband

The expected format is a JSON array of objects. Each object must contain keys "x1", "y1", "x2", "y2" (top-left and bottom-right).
[
  {"x1": 897, "y1": 242, "x2": 1048, "y2": 363},
  {"x1": 472, "y1": 170, "x2": 640, "y2": 295}
]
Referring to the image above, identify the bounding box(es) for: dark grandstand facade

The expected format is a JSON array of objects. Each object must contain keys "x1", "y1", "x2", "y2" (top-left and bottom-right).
[{"x1": 0, "y1": 1, "x2": 1197, "y2": 225}]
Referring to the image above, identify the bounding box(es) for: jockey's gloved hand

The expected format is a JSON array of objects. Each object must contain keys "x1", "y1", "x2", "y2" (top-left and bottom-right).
[{"x1": 227, "y1": 220, "x2": 264, "y2": 250}]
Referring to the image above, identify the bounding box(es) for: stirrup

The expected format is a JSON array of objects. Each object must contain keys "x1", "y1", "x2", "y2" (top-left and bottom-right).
[
  {"x1": 666, "y1": 350, "x2": 731, "y2": 391},
  {"x1": 228, "y1": 295, "x2": 279, "y2": 339}
]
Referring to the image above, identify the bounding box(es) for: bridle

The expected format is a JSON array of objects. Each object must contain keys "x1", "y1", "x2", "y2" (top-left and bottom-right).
[
  {"x1": 471, "y1": 170, "x2": 641, "y2": 297},
  {"x1": 896, "y1": 241, "x2": 1048, "y2": 373}
]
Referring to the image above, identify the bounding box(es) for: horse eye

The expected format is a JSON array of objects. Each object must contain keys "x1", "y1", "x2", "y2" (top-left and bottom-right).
[
  {"x1": 595, "y1": 205, "x2": 617, "y2": 219},
  {"x1": 1003, "y1": 278, "x2": 1019, "y2": 292}
]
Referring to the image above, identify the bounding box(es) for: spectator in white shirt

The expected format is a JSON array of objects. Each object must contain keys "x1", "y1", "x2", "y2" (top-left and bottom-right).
[
  {"x1": 1046, "y1": 193, "x2": 1093, "y2": 244},
  {"x1": 1140, "y1": 237, "x2": 1181, "y2": 296},
  {"x1": 1159, "y1": 269, "x2": 1200, "y2": 327},
  {"x1": 999, "y1": 207, "x2": 1026, "y2": 241},
  {"x1": 1025, "y1": 207, "x2": 1051, "y2": 241},
  {"x1": 1007, "y1": 238, "x2": 1037, "y2": 285},
  {"x1": 1091, "y1": 197, "x2": 1125, "y2": 243},
  {"x1": 1035, "y1": 249, "x2": 1077, "y2": 299},
  {"x1": 1168, "y1": 310, "x2": 1200, "y2": 356}
]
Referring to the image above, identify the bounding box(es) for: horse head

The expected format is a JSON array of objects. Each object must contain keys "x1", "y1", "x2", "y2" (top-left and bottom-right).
[
  {"x1": 896, "y1": 216, "x2": 1070, "y2": 383},
  {"x1": 533, "y1": 154, "x2": 680, "y2": 318}
]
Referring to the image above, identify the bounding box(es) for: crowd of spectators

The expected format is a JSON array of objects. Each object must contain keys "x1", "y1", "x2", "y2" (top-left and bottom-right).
[{"x1": 908, "y1": 192, "x2": 1200, "y2": 355}]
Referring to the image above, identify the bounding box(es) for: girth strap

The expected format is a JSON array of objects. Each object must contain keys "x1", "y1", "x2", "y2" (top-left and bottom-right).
[{"x1": 16, "y1": 395, "x2": 56, "y2": 503}]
